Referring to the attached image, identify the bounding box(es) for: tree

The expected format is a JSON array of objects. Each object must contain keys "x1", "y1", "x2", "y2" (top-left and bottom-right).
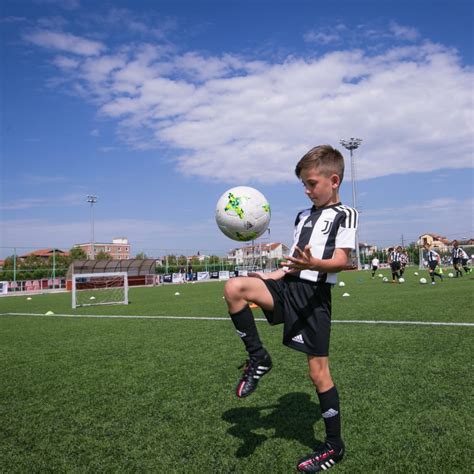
[
  {"x1": 135, "y1": 252, "x2": 148, "y2": 260},
  {"x1": 69, "y1": 247, "x2": 87, "y2": 260},
  {"x1": 96, "y1": 251, "x2": 111, "y2": 260}
]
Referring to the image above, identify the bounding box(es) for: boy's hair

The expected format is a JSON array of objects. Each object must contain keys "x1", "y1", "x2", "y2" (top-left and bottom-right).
[{"x1": 295, "y1": 145, "x2": 345, "y2": 183}]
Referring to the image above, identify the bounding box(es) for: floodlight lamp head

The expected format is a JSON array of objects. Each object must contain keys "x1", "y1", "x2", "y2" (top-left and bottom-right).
[
  {"x1": 340, "y1": 138, "x2": 363, "y2": 151},
  {"x1": 86, "y1": 195, "x2": 98, "y2": 204}
]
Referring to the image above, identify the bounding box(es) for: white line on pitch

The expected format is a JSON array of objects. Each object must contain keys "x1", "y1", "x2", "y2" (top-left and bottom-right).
[{"x1": 1, "y1": 312, "x2": 473, "y2": 327}]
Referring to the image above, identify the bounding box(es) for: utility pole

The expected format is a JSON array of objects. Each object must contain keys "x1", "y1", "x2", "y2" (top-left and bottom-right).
[
  {"x1": 340, "y1": 138, "x2": 363, "y2": 270},
  {"x1": 86, "y1": 195, "x2": 98, "y2": 259}
]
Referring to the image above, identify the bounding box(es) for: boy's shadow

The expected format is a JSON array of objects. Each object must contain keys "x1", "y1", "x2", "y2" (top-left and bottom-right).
[{"x1": 222, "y1": 392, "x2": 322, "y2": 458}]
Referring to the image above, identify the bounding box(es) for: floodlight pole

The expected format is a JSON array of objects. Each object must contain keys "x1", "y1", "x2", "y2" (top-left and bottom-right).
[
  {"x1": 87, "y1": 195, "x2": 98, "y2": 260},
  {"x1": 340, "y1": 138, "x2": 362, "y2": 270}
]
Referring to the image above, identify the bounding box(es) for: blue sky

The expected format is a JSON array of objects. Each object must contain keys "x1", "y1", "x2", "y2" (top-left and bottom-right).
[{"x1": 1, "y1": 0, "x2": 473, "y2": 258}]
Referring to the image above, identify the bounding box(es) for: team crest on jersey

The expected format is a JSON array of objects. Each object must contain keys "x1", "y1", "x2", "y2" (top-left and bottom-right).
[{"x1": 321, "y1": 220, "x2": 333, "y2": 235}]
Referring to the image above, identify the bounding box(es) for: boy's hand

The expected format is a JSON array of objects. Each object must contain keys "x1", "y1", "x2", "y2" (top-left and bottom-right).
[{"x1": 281, "y1": 245, "x2": 315, "y2": 271}]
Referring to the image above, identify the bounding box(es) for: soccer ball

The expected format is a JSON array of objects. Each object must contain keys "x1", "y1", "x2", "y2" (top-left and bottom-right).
[
  {"x1": 338, "y1": 281, "x2": 345, "y2": 287},
  {"x1": 399, "y1": 278, "x2": 405, "y2": 283},
  {"x1": 378, "y1": 274, "x2": 383, "y2": 278},
  {"x1": 215, "y1": 186, "x2": 271, "y2": 241},
  {"x1": 419, "y1": 278, "x2": 427, "y2": 284},
  {"x1": 382, "y1": 277, "x2": 388, "y2": 282},
  {"x1": 414, "y1": 271, "x2": 419, "y2": 276},
  {"x1": 448, "y1": 273, "x2": 454, "y2": 278}
]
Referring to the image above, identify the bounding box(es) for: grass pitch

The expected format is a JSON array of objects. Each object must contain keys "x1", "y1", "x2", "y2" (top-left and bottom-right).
[{"x1": 1, "y1": 269, "x2": 473, "y2": 472}]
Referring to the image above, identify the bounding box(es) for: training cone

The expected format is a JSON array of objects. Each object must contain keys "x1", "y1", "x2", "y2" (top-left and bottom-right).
[
  {"x1": 174, "y1": 292, "x2": 180, "y2": 296},
  {"x1": 342, "y1": 293, "x2": 350, "y2": 297},
  {"x1": 45, "y1": 311, "x2": 55, "y2": 315}
]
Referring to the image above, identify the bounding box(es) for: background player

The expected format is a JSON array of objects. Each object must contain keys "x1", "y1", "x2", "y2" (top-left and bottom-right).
[
  {"x1": 423, "y1": 243, "x2": 443, "y2": 284},
  {"x1": 388, "y1": 246, "x2": 401, "y2": 283}
]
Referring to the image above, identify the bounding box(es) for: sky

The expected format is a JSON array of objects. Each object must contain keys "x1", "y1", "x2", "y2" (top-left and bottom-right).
[{"x1": 1, "y1": 0, "x2": 473, "y2": 258}]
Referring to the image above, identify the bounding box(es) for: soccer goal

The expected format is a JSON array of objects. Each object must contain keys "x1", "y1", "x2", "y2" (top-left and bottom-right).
[{"x1": 72, "y1": 272, "x2": 128, "y2": 309}]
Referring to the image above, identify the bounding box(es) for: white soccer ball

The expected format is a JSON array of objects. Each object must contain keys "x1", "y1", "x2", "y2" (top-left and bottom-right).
[
  {"x1": 27, "y1": 297, "x2": 32, "y2": 300},
  {"x1": 378, "y1": 274, "x2": 383, "y2": 278},
  {"x1": 399, "y1": 278, "x2": 405, "y2": 283},
  {"x1": 90, "y1": 296, "x2": 96, "y2": 300},
  {"x1": 419, "y1": 278, "x2": 427, "y2": 284},
  {"x1": 338, "y1": 281, "x2": 345, "y2": 287},
  {"x1": 448, "y1": 273, "x2": 454, "y2": 278},
  {"x1": 342, "y1": 292, "x2": 350, "y2": 297},
  {"x1": 382, "y1": 277, "x2": 388, "y2": 282},
  {"x1": 414, "y1": 272, "x2": 419, "y2": 276},
  {"x1": 174, "y1": 292, "x2": 180, "y2": 296},
  {"x1": 215, "y1": 186, "x2": 271, "y2": 241}
]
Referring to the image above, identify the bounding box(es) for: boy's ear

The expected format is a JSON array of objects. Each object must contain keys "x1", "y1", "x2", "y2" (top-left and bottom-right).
[{"x1": 331, "y1": 173, "x2": 340, "y2": 188}]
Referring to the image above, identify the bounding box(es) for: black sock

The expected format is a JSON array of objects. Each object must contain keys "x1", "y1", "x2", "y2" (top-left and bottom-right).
[
  {"x1": 431, "y1": 274, "x2": 435, "y2": 282},
  {"x1": 318, "y1": 386, "x2": 343, "y2": 449},
  {"x1": 230, "y1": 305, "x2": 266, "y2": 358}
]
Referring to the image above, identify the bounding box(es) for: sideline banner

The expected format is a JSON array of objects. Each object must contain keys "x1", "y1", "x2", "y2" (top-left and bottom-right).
[
  {"x1": 219, "y1": 271, "x2": 230, "y2": 280},
  {"x1": 197, "y1": 272, "x2": 210, "y2": 281},
  {"x1": 0, "y1": 281, "x2": 8, "y2": 295},
  {"x1": 172, "y1": 273, "x2": 185, "y2": 284}
]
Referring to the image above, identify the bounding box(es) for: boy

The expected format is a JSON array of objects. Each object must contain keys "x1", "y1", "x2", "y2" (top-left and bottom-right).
[
  {"x1": 224, "y1": 145, "x2": 357, "y2": 472},
  {"x1": 371, "y1": 255, "x2": 379, "y2": 278},
  {"x1": 456, "y1": 242, "x2": 471, "y2": 274},
  {"x1": 388, "y1": 246, "x2": 401, "y2": 283},
  {"x1": 424, "y1": 243, "x2": 443, "y2": 284},
  {"x1": 399, "y1": 249, "x2": 408, "y2": 278},
  {"x1": 452, "y1": 241, "x2": 462, "y2": 277}
]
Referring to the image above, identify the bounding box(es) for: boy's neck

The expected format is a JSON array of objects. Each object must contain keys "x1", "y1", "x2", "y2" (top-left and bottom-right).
[{"x1": 314, "y1": 192, "x2": 341, "y2": 209}]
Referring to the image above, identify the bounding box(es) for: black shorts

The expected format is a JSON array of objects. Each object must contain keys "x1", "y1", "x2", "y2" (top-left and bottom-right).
[
  {"x1": 371, "y1": 265, "x2": 378, "y2": 271},
  {"x1": 262, "y1": 275, "x2": 332, "y2": 356},
  {"x1": 390, "y1": 262, "x2": 401, "y2": 272},
  {"x1": 461, "y1": 259, "x2": 469, "y2": 266},
  {"x1": 428, "y1": 261, "x2": 437, "y2": 271},
  {"x1": 452, "y1": 258, "x2": 459, "y2": 265}
]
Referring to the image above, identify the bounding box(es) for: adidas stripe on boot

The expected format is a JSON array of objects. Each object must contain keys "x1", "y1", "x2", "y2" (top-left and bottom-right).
[
  {"x1": 235, "y1": 352, "x2": 272, "y2": 398},
  {"x1": 297, "y1": 442, "x2": 345, "y2": 472}
]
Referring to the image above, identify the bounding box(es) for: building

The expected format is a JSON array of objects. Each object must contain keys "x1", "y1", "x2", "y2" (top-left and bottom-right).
[
  {"x1": 19, "y1": 248, "x2": 69, "y2": 260},
  {"x1": 227, "y1": 242, "x2": 290, "y2": 266},
  {"x1": 417, "y1": 233, "x2": 450, "y2": 250},
  {"x1": 74, "y1": 238, "x2": 130, "y2": 260},
  {"x1": 359, "y1": 242, "x2": 377, "y2": 259}
]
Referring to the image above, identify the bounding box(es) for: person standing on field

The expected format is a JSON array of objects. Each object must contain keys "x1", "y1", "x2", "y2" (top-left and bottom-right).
[{"x1": 224, "y1": 145, "x2": 358, "y2": 472}]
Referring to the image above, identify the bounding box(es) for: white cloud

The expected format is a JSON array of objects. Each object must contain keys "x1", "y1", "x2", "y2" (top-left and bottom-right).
[
  {"x1": 389, "y1": 21, "x2": 419, "y2": 41},
  {"x1": 24, "y1": 29, "x2": 105, "y2": 56},
  {"x1": 0, "y1": 193, "x2": 85, "y2": 211},
  {"x1": 304, "y1": 30, "x2": 340, "y2": 44},
  {"x1": 28, "y1": 30, "x2": 474, "y2": 184}
]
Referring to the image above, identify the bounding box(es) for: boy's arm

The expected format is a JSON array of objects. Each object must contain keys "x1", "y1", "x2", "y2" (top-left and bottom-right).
[
  {"x1": 281, "y1": 245, "x2": 350, "y2": 273},
  {"x1": 248, "y1": 268, "x2": 287, "y2": 280}
]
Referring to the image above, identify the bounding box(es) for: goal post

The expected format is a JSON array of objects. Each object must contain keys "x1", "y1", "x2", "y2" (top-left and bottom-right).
[{"x1": 72, "y1": 272, "x2": 129, "y2": 309}]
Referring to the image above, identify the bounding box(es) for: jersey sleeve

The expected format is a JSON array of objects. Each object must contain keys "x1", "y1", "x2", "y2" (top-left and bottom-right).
[{"x1": 335, "y1": 208, "x2": 358, "y2": 249}]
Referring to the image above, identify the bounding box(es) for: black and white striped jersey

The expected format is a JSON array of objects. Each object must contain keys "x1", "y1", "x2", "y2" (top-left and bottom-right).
[
  {"x1": 452, "y1": 247, "x2": 459, "y2": 259},
  {"x1": 389, "y1": 250, "x2": 401, "y2": 263},
  {"x1": 458, "y1": 247, "x2": 469, "y2": 259},
  {"x1": 400, "y1": 253, "x2": 408, "y2": 265},
  {"x1": 426, "y1": 249, "x2": 440, "y2": 263},
  {"x1": 289, "y1": 202, "x2": 358, "y2": 284}
]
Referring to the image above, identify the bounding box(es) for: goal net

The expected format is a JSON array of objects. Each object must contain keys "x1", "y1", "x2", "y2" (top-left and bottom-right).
[{"x1": 72, "y1": 272, "x2": 128, "y2": 309}]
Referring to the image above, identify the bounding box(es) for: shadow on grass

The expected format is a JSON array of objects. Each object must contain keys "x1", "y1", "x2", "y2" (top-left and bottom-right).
[{"x1": 222, "y1": 392, "x2": 321, "y2": 458}]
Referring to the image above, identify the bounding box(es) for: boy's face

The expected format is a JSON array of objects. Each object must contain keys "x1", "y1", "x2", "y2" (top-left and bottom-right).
[{"x1": 300, "y1": 166, "x2": 340, "y2": 208}]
